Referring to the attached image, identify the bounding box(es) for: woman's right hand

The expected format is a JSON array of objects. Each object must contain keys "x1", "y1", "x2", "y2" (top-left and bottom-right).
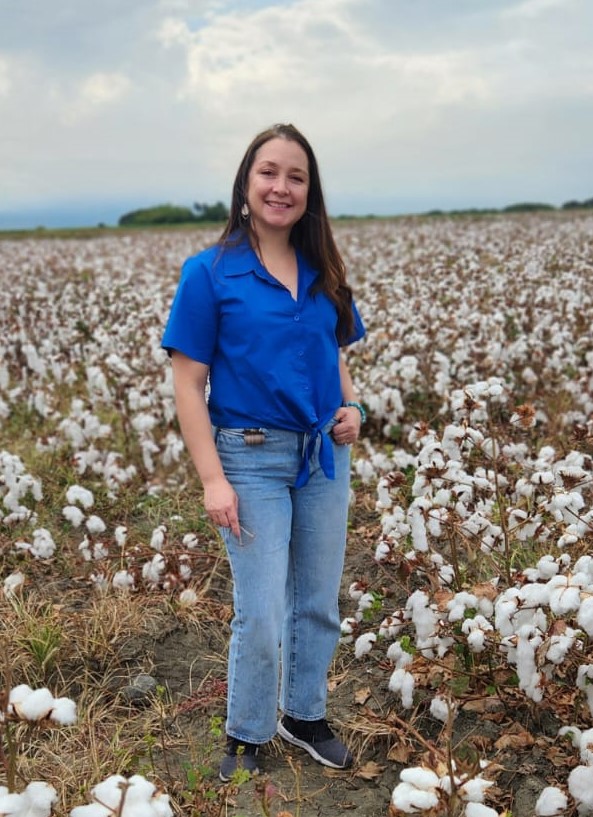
[{"x1": 203, "y1": 476, "x2": 241, "y2": 539}]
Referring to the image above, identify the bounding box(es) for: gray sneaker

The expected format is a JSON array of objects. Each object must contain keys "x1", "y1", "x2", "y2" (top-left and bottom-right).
[
  {"x1": 277, "y1": 716, "x2": 353, "y2": 769},
  {"x1": 219, "y1": 737, "x2": 260, "y2": 782}
]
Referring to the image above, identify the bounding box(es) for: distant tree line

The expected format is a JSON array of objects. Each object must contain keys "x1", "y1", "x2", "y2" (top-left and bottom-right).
[
  {"x1": 118, "y1": 201, "x2": 229, "y2": 227},
  {"x1": 421, "y1": 197, "x2": 593, "y2": 218},
  {"x1": 118, "y1": 196, "x2": 593, "y2": 227}
]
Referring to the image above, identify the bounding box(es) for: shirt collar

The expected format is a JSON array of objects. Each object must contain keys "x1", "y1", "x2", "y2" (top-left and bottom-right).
[{"x1": 217, "y1": 238, "x2": 319, "y2": 290}]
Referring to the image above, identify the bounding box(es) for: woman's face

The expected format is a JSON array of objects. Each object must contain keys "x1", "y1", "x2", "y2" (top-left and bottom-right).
[{"x1": 246, "y1": 137, "x2": 309, "y2": 235}]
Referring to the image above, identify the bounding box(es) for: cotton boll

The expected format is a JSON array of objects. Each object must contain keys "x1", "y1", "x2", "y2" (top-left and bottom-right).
[
  {"x1": 375, "y1": 540, "x2": 392, "y2": 562},
  {"x1": 3, "y1": 570, "x2": 25, "y2": 597},
  {"x1": 182, "y1": 532, "x2": 199, "y2": 549},
  {"x1": 356, "y1": 592, "x2": 376, "y2": 614},
  {"x1": 536, "y1": 555, "x2": 560, "y2": 580},
  {"x1": 354, "y1": 632, "x2": 376, "y2": 659},
  {"x1": 78, "y1": 536, "x2": 92, "y2": 561},
  {"x1": 355, "y1": 458, "x2": 376, "y2": 483},
  {"x1": 87, "y1": 776, "x2": 128, "y2": 810},
  {"x1": 62, "y1": 505, "x2": 85, "y2": 527},
  {"x1": 391, "y1": 781, "x2": 439, "y2": 813},
  {"x1": 535, "y1": 786, "x2": 568, "y2": 816},
  {"x1": 12, "y1": 687, "x2": 54, "y2": 721},
  {"x1": 574, "y1": 555, "x2": 593, "y2": 581},
  {"x1": 7, "y1": 684, "x2": 34, "y2": 715},
  {"x1": 547, "y1": 575, "x2": 581, "y2": 615},
  {"x1": 400, "y1": 767, "x2": 440, "y2": 790},
  {"x1": 1, "y1": 781, "x2": 59, "y2": 817},
  {"x1": 50, "y1": 697, "x2": 77, "y2": 725},
  {"x1": 409, "y1": 507, "x2": 428, "y2": 552},
  {"x1": 150, "y1": 525, "x2": 167, "y2": 551},
  {"x1": 578, "y1": 728, "x2": 593, "y2": 765},
  {"x1": 577, "y1": 597, "x2": 593, "y2": 637},
  {"x1": 0, "y1": 790, "x2": 22, "y2": 815},
  {"x1": 340, "y1": 617, "x2": 358, "y2": 636},
  {"x1": 388, "y1": 668, "x2": 415, "y2": 708},
  {"x1": 115, "y1": 525, "x2": 128, "y2": 547},
  {"x1": 546, "y1": 630, "x2": 576, "y2": 664},
  {"x1": 464, "y1": 804, "x2": 499, "y2": 817},
  {"x1": 466, "y1": 630, "x2": 487, "y2": 653},
  {"x1": 143, "y1": 554, "x2": 166, "y2": 586},
  {"x1": 112, "y1": 570, "x2": 135, "y2": 591},
  {"x1": 429, "y1": 695, "x2": 454, "y2": 723},
  {"x1": 459, "y1": 777, "x2": 494, "y2": 803},
  {"x1": 380, "y1": 613, "x2": 406, "y2": 640},
  {"x1": 31, "y1": 528, "x2": 56, "y2": 559},
  {"x1": 349, "y1": 581, "x2": 366, "y2": 601},
  {"x1": 86, "y1": 515, "x2": 106, "y2": 535},
  {"x1": 568, "y1": 765, "x2": 593, "y2": 811},
  {"x1": 386, "y1": 641, "x2": 413, "y2": 668},
  {"x1": 178, "y1": 588, "x2": 198, "y2": 607},
  {"x1": 66, "y1": 484, "x2": 94, "y2": 509}
]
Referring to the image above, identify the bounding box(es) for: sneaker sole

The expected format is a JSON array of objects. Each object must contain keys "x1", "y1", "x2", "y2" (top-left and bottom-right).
[{"x1": 276, "y1": 720, "x2": 351, "y2": 769}]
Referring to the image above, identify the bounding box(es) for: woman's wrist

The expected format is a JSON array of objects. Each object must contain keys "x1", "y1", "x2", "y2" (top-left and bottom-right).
[{"x1": 343, "y1": 400, "x2": 366, "y2": 424}]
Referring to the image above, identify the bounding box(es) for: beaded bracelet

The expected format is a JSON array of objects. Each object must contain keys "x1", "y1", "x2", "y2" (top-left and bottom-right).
[{"x1": 343, "y1": 401, "x2": 367, "y2": 424}]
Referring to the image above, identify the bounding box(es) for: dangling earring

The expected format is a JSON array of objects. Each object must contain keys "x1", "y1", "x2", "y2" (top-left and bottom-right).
[{"x1": 240, "y1": 203, "x2": 250, "y2": 219}]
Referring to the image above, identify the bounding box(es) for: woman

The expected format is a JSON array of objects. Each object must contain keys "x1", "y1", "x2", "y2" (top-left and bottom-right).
[{"x1": 162, "y1": 124, "x2": 366, "y2": 781}]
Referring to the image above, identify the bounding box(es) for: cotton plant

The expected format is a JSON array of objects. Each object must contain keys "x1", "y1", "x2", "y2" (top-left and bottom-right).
[
  {"x1": 0, "y1": 781, "x2": 58, "y2": 817},
  {"x1": 69, "y1": 774, "x2": 173, "y2": 817},
  {"x1": 389, "y1": 762, "x2": 495, "y2": 815},
  {"x1": 6, "y1": 684, "x2": 77, "y2": 725},
  {"x1": 1, "y1": 685, "x2": 77, "y2": 801},
  {"x1": 0, "y1": 451, "x2": 43, "y2": 525}
]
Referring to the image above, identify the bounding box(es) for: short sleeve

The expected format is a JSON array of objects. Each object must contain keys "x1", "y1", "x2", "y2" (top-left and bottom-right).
[
  {"x1": 161, "y1": 254, "x2": 219, "y2": 364},
  {"x1": 342, "y1": 300, "x2": 366, "y2": 347}
]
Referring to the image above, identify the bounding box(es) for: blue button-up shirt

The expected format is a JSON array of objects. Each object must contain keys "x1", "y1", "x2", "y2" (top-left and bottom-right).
[{"x1": 162, "y1": 239, "x2": 365, "y2": 486}]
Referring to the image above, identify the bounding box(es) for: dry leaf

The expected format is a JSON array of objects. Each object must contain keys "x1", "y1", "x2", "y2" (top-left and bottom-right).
[
  {"x1": 355, "y1": 760, "x2": 385, "y2": 780},
  {"x1": 462, "y1": 696, "x2": 503, "y2": 713},
  {"x1": 471, "y1": 581, "x2": 499, "y2": 601},
  {"x1": 494, "y1": 724, "x2": 534, "y2": 750},
  {"x1": 355, "y1": 686, "x2": 372, "y2": 705},
  {"x1": 387, "y1": 743, "x2": 412, "y2": 763},
  {"x1": 433, "y1": 589, "x2": 454, "y2": 611}
]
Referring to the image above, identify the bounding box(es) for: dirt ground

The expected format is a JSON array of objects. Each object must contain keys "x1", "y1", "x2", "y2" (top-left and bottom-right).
[{"x1": 122, "y1": 527, "x2": 569, "y2": 817}]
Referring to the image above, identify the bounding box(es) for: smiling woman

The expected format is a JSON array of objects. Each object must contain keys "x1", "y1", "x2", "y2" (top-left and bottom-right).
[{"x1": 161, "y1": 122, "x2": 366, "y2": 781}]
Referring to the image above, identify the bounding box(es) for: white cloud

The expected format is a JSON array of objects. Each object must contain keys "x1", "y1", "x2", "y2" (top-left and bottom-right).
[
  {"x1": 1, "y1": 0, "x2": 593, "y2": 224},
  {"x1": 501, "y1": 0, "x2": 573, "y2": 19},
  {"x1": 62, "y1": 72, "x2": 132, "y2": 123}
]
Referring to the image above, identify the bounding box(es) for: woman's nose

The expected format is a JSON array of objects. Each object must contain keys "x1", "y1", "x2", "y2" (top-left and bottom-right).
[{"x1": 272, "y1": 175, "x2": 288, "y2": 194}]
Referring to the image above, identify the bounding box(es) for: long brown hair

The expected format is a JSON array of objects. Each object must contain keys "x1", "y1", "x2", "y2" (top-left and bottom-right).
[{"x1": 219, "y1": 123, "x2": 355, "y2": 344}]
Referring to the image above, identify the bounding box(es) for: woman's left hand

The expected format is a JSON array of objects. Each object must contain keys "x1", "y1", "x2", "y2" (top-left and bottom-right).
[{"x1": 332, "y1": 405, "x2": 361, "y2": 446}]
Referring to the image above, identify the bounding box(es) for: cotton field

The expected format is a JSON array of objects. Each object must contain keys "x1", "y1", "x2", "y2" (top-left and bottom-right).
[{"x1": 1, "y1": 212, "x2": 593, "y2": 816}]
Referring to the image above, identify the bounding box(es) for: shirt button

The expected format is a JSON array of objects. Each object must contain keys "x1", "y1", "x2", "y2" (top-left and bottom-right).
[
  {"x1": 298, "y1": 351, "x2": 304, "y2": 357},
  {"x1": 294, "y1": 314, "x2": 300, "y2": 321}
]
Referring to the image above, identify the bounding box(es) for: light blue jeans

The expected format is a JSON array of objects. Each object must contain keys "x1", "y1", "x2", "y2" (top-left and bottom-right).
[{"x1": 215, "y1": 421, "x2": 351, "y2": 745}]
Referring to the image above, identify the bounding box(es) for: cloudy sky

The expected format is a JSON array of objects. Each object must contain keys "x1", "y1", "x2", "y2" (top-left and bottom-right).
[{"x1": 1, "y1": 0, "x2": 592, "y2": 228}]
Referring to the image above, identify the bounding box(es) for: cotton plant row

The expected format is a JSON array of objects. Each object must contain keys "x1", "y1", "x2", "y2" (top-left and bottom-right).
[
  {"x1": 344, "y1": 214, "x2": 593, "y2": 440},
  {"x1": 3, "y1": 478, "x2": 205, "y2": 598},
  {"x1": 389, "y1": 761, "x2": 593, "y2": 816},
  {"x1": 348, "y1": 377, "x2": 593, "y2": 814},
  {"x1": 0, "y1": 682, "x2": 173, "y2": 817},
  {"x1": 0, "y1": 230, "x2": 216, "y2": 503},
  {"x1": 0, "y1": 216, "x2": 590, "y2": 528},
  {"x1": 1, "y1": 216, "x2": 592, "y2": 506},
  {"x1": 1, "y1": 465, "x2": 204, "y2": 594}
]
